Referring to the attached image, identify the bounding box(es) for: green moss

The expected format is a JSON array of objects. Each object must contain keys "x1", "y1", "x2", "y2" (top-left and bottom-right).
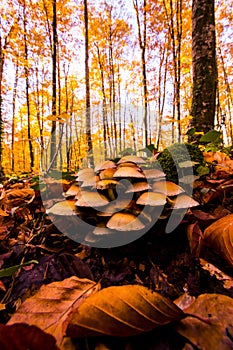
[{"x1": 157, "y1": 143, "x2": 205, "y2": 182}]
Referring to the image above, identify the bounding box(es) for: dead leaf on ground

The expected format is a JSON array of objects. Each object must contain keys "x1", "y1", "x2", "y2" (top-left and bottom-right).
[
  {"x1": 7, "y1": 276, "x2": 99, "y2": 346},
  {"x1": 199, "y1": 258, "x2": 233, "y2": 290},
  {"x1": 64, "y1": 284, "x2": 184, "y2": 338},
  {"x1": 0, "y1": 323, "x2": 59, "y2": 350},
  {"x1": 175, "y1": 293, "x2": 233, "y2": 350},
  {"x1": 201, "y1": 214, "x2": 233, "y2": 267}
]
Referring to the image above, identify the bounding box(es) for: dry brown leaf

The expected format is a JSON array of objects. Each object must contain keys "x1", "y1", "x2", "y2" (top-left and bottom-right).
[
  {"x1": 7, "y1": 276, "x2": 99, "y2": 346},
  {"x1": 5, "y1": 188, "x2": 35, "y2": 207},
  {"x1": 175, "y1": 293, "x2": 233, "y2": 350},
  {"x1": 64, "y1": 284, "x2": 184, "y2": 338},
  {"x1": 0, "y1": 323, "x2": 60, "y2": 350},
  {"x1": 202, "y1": 214, "x2": 233, "y2": 267}
]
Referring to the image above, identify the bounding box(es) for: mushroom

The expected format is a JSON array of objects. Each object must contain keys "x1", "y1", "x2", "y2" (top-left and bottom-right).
[
  {"x1": 63, "y1": 183, "x2": 80, "y2": 198},
  {"x1": 125, "y1": 181, "x2": 151, "y2": 193},
  {"x1": 94, "y1": 160, "x2": 117, "y2": 173},
  {"x1": 75, "y1": 191, "x2": 109, "y2": 208},
  {"x1": 47, "y1": 200, "x2": 78, "y2": 216},
  {"x1": 106, "y1": 212, "x2": 145, "y2": 231},
  {"x1": 81, "y1": 175, "x2": 99, "y2": 188},
  {"x1": 113, "y1": 166, "x2": 145, "y2": 179},
  {"x1": 117, "y1": 155, "x2": 146, "y2": 165},
  {"x1": 76, "y1": 168, "x2": 95, "y2": 182},
  {"x1": 152, "y1": 180, "x2": 184, "y2": 196},
  {"x1": 142, "y1": 168, "x2": 166, "y2": 180},
  {"x1": 169, "y1": 193, "x2": 199, "y2": 209},
  {"x1": 136, "y1": 191, "x2": 167, "y2": 206}
]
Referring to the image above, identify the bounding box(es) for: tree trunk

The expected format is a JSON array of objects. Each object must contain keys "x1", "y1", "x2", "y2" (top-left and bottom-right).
[
  {"x1": 84, "y1": 0, "x2": 93, "y2": 166},
  {"x1": 191, "y1": 0, "x2": 217, "y2": 132},
  {"x1": 50, "y1": 0, "x2": 58, "y2": 168},
  {"x1": 133, "y1": 0, "x2": 148, "y2": 148},
  {"x1": 23, "y1": 0, "x2": 34, "y2": 171}
]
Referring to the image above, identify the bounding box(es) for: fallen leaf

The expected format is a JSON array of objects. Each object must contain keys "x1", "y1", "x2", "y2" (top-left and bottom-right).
[
  {"x1": 8, "y1": 276, "x2": 99, "y2": 346},
  {"x1": 64, "y1": 284, "x2": 184, "y2": 338},
  {"x1": 175, "y1": 294, "x2": 233, "y2": 350},
  {"x1": 0, "y1": 260, "x2": 38, "y2": 278},
  {"x1": 0, "y1": 323, "x2": 59, "y2": 350},
  {"x1": 10, "y1": 253, "x2": 94, "y2": 303},
  {"x1": 202, "y1": 214, "x2": 233, "y2": 267},
  {"x1": 199, "y1": 258, "x2": 233, "y2": 290}
]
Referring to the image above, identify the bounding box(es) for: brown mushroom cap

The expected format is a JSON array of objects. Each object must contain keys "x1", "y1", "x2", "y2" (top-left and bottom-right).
[
  {"x1": 96, "y1": 179, "x2": 119, "y2": 190},
  {"x1": 94, "y1": 160, "x2": 117, "y2": 173},
  {"x1": 75, "y1": 191, "x2": 109, "y2": 207},
  {"x1": 125, "y1": 181, "x2": 152, "y2": 193},
  {"x1": 170, "y1": 193, "x2": 199, "y2": 209},
  {"x1": 152, "y1": 180, "x2": 184, "y2": 196},
  {"x1": 117, "y1": 155, "x2": 146, "y2": 165},
  {"x1": 92, "y1": 226, "x2": 114, "y2": 236},
  {"x1": 136, "y1": 191, "x2": 167, "y2": 206},
  {"x1": 113, "y1": 166, "x2": 145, "y2": 179},
  {"x1": 76, "y1": 168, "x2": 95, "y2": 182},
  {"x1": 99, "y1": 168, "x2": 117, "y2": 180},
  {"x1": 46, "y1": 200, "x2": 78, "y2": 216},
  {"x1": 81, "y1": 175, "x2": 99, "y2": 188},
  {"x1": 117, "y1": 162, "x2": 142, "y2": 171},
  {"x1": 63, "y1": 184, "x2": 80, "y2": 198},
  {"x1": 142, "y1": 168, "x2": 166, "y2": 180},
  {"x1": 107, "y1": 212, "x2": 145, "y2": 231}
]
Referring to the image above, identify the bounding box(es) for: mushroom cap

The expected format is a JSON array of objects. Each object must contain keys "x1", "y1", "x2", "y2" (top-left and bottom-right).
[
  {"x1": 136, "y1": 191, "x2": 167, "y2": 206},
  {"x1": 102, "y1": 198, "x2": 135, "y2": 214},
  {"x1": 117, "y1": 162, "x2": 142, "y2": 171},
  {"x1": 113, "y1": 166, "x2": 145, "y2": 179},
  {"x1": 152, "y1": 180, "x2": 184, "y2": 196},
  {"x1": 75, "y1": 191, "x2": 109, "y2": 207},
  {"x1": 170, "y1": 193, "x2": 199, "y2": 209},
  {"x1": 117, "y1": 155, "x2": 146, "y2": 165},
  {"x1": 125, "y1": 181, "x2": 152, "y2": 193},
  {"x1": 63, "y1": 184, "x2": 80, "y2": 197},
  {"x1": 46, "y1": 200, "x2": 78, "y2": 216},
  {"x1": 143, "y1": 168, "x2": 166, "y2": 180},
  {"x1": 81, "y1": 175, "x2": 99, "y2": 188},
  {"x1": 94, "y1": 160, "x2": 117, "y2": 173},
  {"x1": 76, "y1": 168, "x2": 95, "y2": 182},
  {"x1": 92, "y1": 226, "x2": 114, "y2": 236},
  {"x1": 96, "y1": 179, "x2": 119, "y2": 190},
  {"x1": 107, "y1": 212, "x2": 145, "y2": 231},
  {"x1": 99, "y1": 168, "x2": 117, "y2": 180}
]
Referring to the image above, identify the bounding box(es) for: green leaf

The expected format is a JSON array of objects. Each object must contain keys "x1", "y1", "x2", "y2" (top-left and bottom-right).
[
  {"x1": 0, "y1": 260, "x2": 38, "y2": 278},
  {"x1": 199, "y1": 130, "x2": 222, "y2": 144}
]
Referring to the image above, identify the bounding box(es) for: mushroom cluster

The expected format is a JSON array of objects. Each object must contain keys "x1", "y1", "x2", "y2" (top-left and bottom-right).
[{"x1": 47, "y1": 155, "x2": 199, "y2": 246}]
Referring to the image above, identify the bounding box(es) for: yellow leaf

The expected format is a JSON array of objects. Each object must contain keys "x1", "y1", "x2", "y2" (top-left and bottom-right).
[
  {"x1": 64, "y1": 284, "x2": 184, "y2": 338},
  {"x1": 7, "y1": 277, "x2": 99, "y2": 346}
]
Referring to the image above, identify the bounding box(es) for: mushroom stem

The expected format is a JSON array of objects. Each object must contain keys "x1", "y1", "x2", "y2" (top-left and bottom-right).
[{"x1": 108, "y1": 188, "x2": 116, "y2": 201}]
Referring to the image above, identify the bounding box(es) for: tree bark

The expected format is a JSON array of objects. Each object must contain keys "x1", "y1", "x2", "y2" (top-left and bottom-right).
[
  {"x1": 84, "y1": 0, "x2": 93, "y2": 166},
  {"x1": 191, "y1": 0, "x2": 217, "y2": 132},
  {"x1": 50, "y1": 0, "x2": 57, "y2": 167}
]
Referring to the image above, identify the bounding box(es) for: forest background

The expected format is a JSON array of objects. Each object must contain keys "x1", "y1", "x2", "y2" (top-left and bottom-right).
[{"x1": 0, "y1": 0, "x2": 232, "y2": 175}]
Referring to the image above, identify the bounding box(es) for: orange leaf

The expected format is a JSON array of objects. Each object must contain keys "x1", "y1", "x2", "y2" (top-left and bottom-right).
[
  {"x1": 202, "y1": 214, "x2": 233, "y2": 267},
  {"x1": 64, "y1": 284, "x2": 184, "y2": 338},
  {"x1": 8, "y1": 277, "x2": 99, "y2": 346}
]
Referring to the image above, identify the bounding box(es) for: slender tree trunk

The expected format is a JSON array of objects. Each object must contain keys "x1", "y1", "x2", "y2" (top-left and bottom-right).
[
  {"x1": 84, "y1": 0, "x2": 93, "y2": 166},
  {"x1": 133, "y1": 0, "x2": 148, "y2": 148},
  {"x1": 23, "y1": 0, "x2": 34, "y2": 171},
  {"x1": 191, "y1": 0, "x2": 217, "y2": 132},
  {"x1": 11, "y1": 59, "x2": 19, "y2": 172},
  {"x1": 50, "y1": 0, "x2": 58, "y2": 168}
]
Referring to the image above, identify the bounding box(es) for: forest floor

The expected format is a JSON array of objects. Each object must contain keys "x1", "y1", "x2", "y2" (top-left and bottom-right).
[{"x1": 0, "y1": 153, "x2": 233, "y2": 350}]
